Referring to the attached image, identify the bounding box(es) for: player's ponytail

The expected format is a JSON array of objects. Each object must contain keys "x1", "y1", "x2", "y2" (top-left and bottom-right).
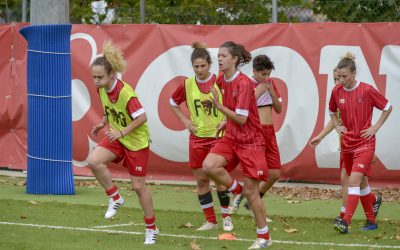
[
  {"x1": 337, "y1": 52, "x2": 356, "y2": 73},
  {"x1": 220, "y1": 41, "x2": 252, "y2": 68},
  {"x1": 92, "y1": 41, "x2": 126, "y2": 74},
  {"x1": 191, "y1": 41, "x2": 212, "y2": 65}
]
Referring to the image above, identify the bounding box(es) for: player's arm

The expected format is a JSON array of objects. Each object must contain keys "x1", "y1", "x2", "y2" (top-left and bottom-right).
[
  {"x1": 361, "y1": 105, "x2": 392, "y2": 139},
  {"x1": 269, "y1": 81, "x2": 282, "y2": 114},
  {"x1": 210, "y1": 87, "x2": 247, "y2": 125},
  {"x1": 309, "y1": 119, "x2": 335, "y2": 148},
  {"x1": 120, "y1": 112, "x2": 147, "y2": 137},
  {"x1": 169, "y1": 102, "x2": 196, "y2": 133}
]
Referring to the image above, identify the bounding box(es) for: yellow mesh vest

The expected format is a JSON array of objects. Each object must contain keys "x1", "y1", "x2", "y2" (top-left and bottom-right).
[
  {"x1": 99, "y1": 80, "x2": 150, "y2": 151},
  {"x1": 185, "y1": 77, "x2": 225, "y2": 138}
]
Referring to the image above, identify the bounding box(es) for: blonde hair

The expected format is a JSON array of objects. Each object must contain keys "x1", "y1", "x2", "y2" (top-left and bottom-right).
[
  {"x1": 92, "y1": 41, "x2": 126, "y2": 74},
  {"x1": 103, "y1": 41, "x2": 126, "y2": 73},
  {"x1": 337, "y1": 52, "x2": 356, "y2": 72}
]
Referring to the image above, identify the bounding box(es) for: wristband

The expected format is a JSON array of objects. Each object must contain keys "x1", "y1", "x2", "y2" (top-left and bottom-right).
[{"x1": 120, "y1": 131, "x2": 124, "y2": 138}]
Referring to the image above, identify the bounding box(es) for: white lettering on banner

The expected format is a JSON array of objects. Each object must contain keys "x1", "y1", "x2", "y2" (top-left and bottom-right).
[
  {"x1": 136, "y1": 46, "x2": 194, "y2": 162},
  {"x1": 317, "y1": 45, "x2": 398, "y2": 170},
  {"x1": 247, "y1": 47, "x2": 319, "y2": 164},
  {"x1": 377, "y1": 45, "x2": 400, "y2": 170}
]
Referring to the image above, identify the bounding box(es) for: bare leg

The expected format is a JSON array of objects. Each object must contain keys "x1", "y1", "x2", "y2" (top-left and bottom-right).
[
  {"x1": 129, "y1": 176, "x2": 154, "y2": 218},
  {"x1": 87, "y1": 146, "x2": 118, "y2": 191},
  {"x1": 244, "y1": 177, "x2": 267, "y2": 230},
  {"x1": 202, "y1": 153, "x2": 232, "y2": 187},
  {"x1": 259, "y1": 169, "x2": 280, "y2": 194}
]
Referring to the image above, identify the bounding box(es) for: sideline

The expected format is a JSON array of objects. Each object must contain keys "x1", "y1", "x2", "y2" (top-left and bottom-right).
[
  {"x1": 0, "y1": 221, "x2": 399, "y2": 248},
  {"x1": 0, "y1": 169, "x2": 341, "y2": 189}
]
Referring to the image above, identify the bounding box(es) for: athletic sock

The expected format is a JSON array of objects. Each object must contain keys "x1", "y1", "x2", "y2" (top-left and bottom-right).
[
  {"x1": 227, "y1": 180, "x2": 243, "y2": 195},
  {"x1": 340, "y1": 206, "x2": 346, "y2": 218},
  {"x1": 360, "y1": 186, "x2": 376, "y2": 223},
  {"x1": 198, "y1": 191, "x2": 217, "y2": 224},
  {"x1": 106, "y1": 185, "x2": 121, "y2": 201},
  {"x1": 217, "y1": 190, "x2": 230, "y2": 218},
  {"x1": 343, "y1": 187, "x2": 360, "y2": 225},
  {"x1": 256, "y1": 226, "x2": 271, "y2": 240},
  {"x1": 144, "y1": 215, "x2": 156, "y2": 230}
]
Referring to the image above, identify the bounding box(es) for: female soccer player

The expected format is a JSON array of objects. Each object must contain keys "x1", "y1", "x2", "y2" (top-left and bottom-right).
[
  {"x1": 329, "y1": 53, "x2": 392, "y2": 233},
  {"x1": 88, "y1": 41, "x2": 158, "y2": 244},
  {"x1": 310, "y1": 68, "x2": 381, "y2": 225},
  {"x1": 233, "y1": 55, "x2": 283, "y2": 222},
  {"x1": 203, "y1": 41, "x2": 271, "y2": 249},
  {"x1": 169, "y1": 42, "x2": 234, "y2": 232}
]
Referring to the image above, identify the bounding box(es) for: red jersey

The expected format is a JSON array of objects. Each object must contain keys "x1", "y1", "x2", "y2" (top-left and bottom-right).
[
  {"x1": 329, "y1": 81, "x2": 390, "y2": 153},
  {"x1": 102, "y1": 79, "x2": 144, "y2": 119},
  {"x1": 170, "y1": 74, "x2": 216, "y2": 105},
  {"x1": 216, "y1": 71, "x2": 265, "y2": 150}
]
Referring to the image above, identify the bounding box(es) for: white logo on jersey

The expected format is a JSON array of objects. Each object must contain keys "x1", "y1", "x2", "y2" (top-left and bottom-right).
[
  {"x1": 135, "y1": 166, "x2": 143, "y2": 172},
  {"x1": 357, "y1": 164, "x2": 364, "y2": 169},
  {"x1": 232, "y1": 91, "x2": 237, "y2": 97},
  {"x1": 257, "y1": 171, "x2": 264, "y2": 176},
  {"x1": 221, "y1": 89, "x2": 225, "y2": 94},
  {"x1": 339, "y1": 99, "x2": 345, "y2": 104}
]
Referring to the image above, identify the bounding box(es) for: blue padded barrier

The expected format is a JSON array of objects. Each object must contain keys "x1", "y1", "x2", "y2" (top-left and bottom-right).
[{"x1": 20, "y1": 24, "x2": 74, "y2": 194}]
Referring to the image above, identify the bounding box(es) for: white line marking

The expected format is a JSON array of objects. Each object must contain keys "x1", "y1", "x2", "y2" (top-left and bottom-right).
[
  {"x1": 92, "y1": 223, "x2": 144, "y2": 229},
  {"x1": 1, "y1": 221, "x2": 399, "y2": 248}
]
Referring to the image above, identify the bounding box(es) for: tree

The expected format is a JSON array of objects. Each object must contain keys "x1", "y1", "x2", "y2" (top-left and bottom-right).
[
  {"x1": 312, "y1": 0, "x2": 400, "y2": 22},
  {"x1": 70, "y1": 0, "x2": 273, "y2": 24}
]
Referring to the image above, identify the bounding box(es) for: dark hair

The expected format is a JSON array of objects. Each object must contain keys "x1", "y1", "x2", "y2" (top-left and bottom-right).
[
  {"x1": 91, "y1": 41, "x2": 126, "y2": 74},
  {"x1": 220, "y1": 41, "x2": 252, "y2": 67},
  {"x1": 191, "y1": 41, "x2": 212, "y2": 65},
  {"x1": 253, "y1": 55, "x2": 274, "y2": 71},
  {"x1": 336, "y1": 52, "x2": 356, "y2": 73}
]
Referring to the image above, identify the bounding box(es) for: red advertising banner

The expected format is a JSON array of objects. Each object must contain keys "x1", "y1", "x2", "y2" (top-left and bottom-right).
[{"x1": 1, "y1": 23, "x2": 399, "y2": 186}]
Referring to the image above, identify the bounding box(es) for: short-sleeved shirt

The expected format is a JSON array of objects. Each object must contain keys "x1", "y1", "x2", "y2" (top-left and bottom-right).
[
  {"x1": 250, "y1": 77, "x2": 283, "y2": 107},
  {"x1": 102, "y1": 79, "x2": 144, "y2": 119},
  {"x1": 329, "y1": 81, "x2": 390, "y2": 153},
  {"x1": 170, "y1": 74, "x2": 217, "y2": 106},
  {"x1": 216, "y1": 71, "x2": 265, "y2": 150}
]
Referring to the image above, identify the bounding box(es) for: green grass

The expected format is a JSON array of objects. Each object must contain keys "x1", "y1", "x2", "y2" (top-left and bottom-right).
[{"x1": 0, "y1": 176, "x2": 399, "y2": 249}]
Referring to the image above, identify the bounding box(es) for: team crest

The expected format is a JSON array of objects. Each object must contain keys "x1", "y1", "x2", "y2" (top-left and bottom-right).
[
  {"x1": 201, "y1": 100, "x2": 213, "y2": 115},
  {"x1": 339, "y1": 99, "x2": 345, "y2": 104}
]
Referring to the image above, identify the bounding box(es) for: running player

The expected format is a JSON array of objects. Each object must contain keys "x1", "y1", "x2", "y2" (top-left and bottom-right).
[
  {"x1": 169, "y1": 42, "x2": 234, "y2": 232},
  {"x1": 329, "y1": 53, "x2": 392, "y2": 233},
  {"x1": 203, "y1": 41, "x2": 272, "y2": 249},
  {"x1": 232, "y1": 55, "x2": 283, "y2": 223},
  {"x1": 88, "y1": 41, "x2": 159, "y2": 244}
]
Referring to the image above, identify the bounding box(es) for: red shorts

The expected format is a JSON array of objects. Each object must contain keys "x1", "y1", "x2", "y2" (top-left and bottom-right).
[
  {"x1": 189, "y1": 136, "x2": 236, "y2": 172},
  {"x1": 210, "y1": 138, "x2": 268, "y2": 181},
  {"x1": 98, "y1": 137, "x2": 149, "y2": 176},
  {"x1": 342, "y1": 149, "x2": 374, "y2": 177},
  {"x1": 262, "y1": 125, "x2": 281, "y2": 170},
  {"x1": 339, "y1": 152, "x2": 348, "y2": 175},
  {"x1": 189, "y1": 137, "x2": 216, "y2": 169}
]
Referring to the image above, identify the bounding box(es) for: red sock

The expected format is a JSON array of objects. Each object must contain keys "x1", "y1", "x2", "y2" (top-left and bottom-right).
[
  {"x1": 256, "y1": 226, "x2": 270, "y2": 240},
  {"x1": 105, "y1": 185, "x2": 120, "y2": 201},
  {"x1": 227, "y1": 180, "x2": 243, "y2": 195},
  {"x1": 144, "y1": 215, "x2": 156, "y2": 230},
  {"x1": 340, "y1": 206, "x2": 346, "y2": 218},
  {"x1": 198, "y1": 192, "x2": 217, "y2": 224},
  {"x1": 221, "y1": 206, "x2": 229, "y2": 218},
  {"x1": 203, "y1": 206, "x2": 217, "y2": 224},
  {"x1": 360, "y1": 187, "x2": 375, "y2": 223},
  {"x1": 343, "y1": 187, "x2": 360, "y2": 224}
]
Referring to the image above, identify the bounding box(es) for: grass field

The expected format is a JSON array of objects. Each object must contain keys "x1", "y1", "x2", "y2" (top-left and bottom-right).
[{"x1": 0, "y1": 175, "x2": 399, "y2": 249}]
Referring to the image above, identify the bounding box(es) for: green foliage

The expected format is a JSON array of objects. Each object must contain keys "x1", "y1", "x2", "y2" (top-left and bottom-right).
[
  {"x1": 313, "y1": 0, "x2": 400, "y2": 22},
  {"x1": 70, "y1": 0, "x2": 273, "y2": 24}
]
